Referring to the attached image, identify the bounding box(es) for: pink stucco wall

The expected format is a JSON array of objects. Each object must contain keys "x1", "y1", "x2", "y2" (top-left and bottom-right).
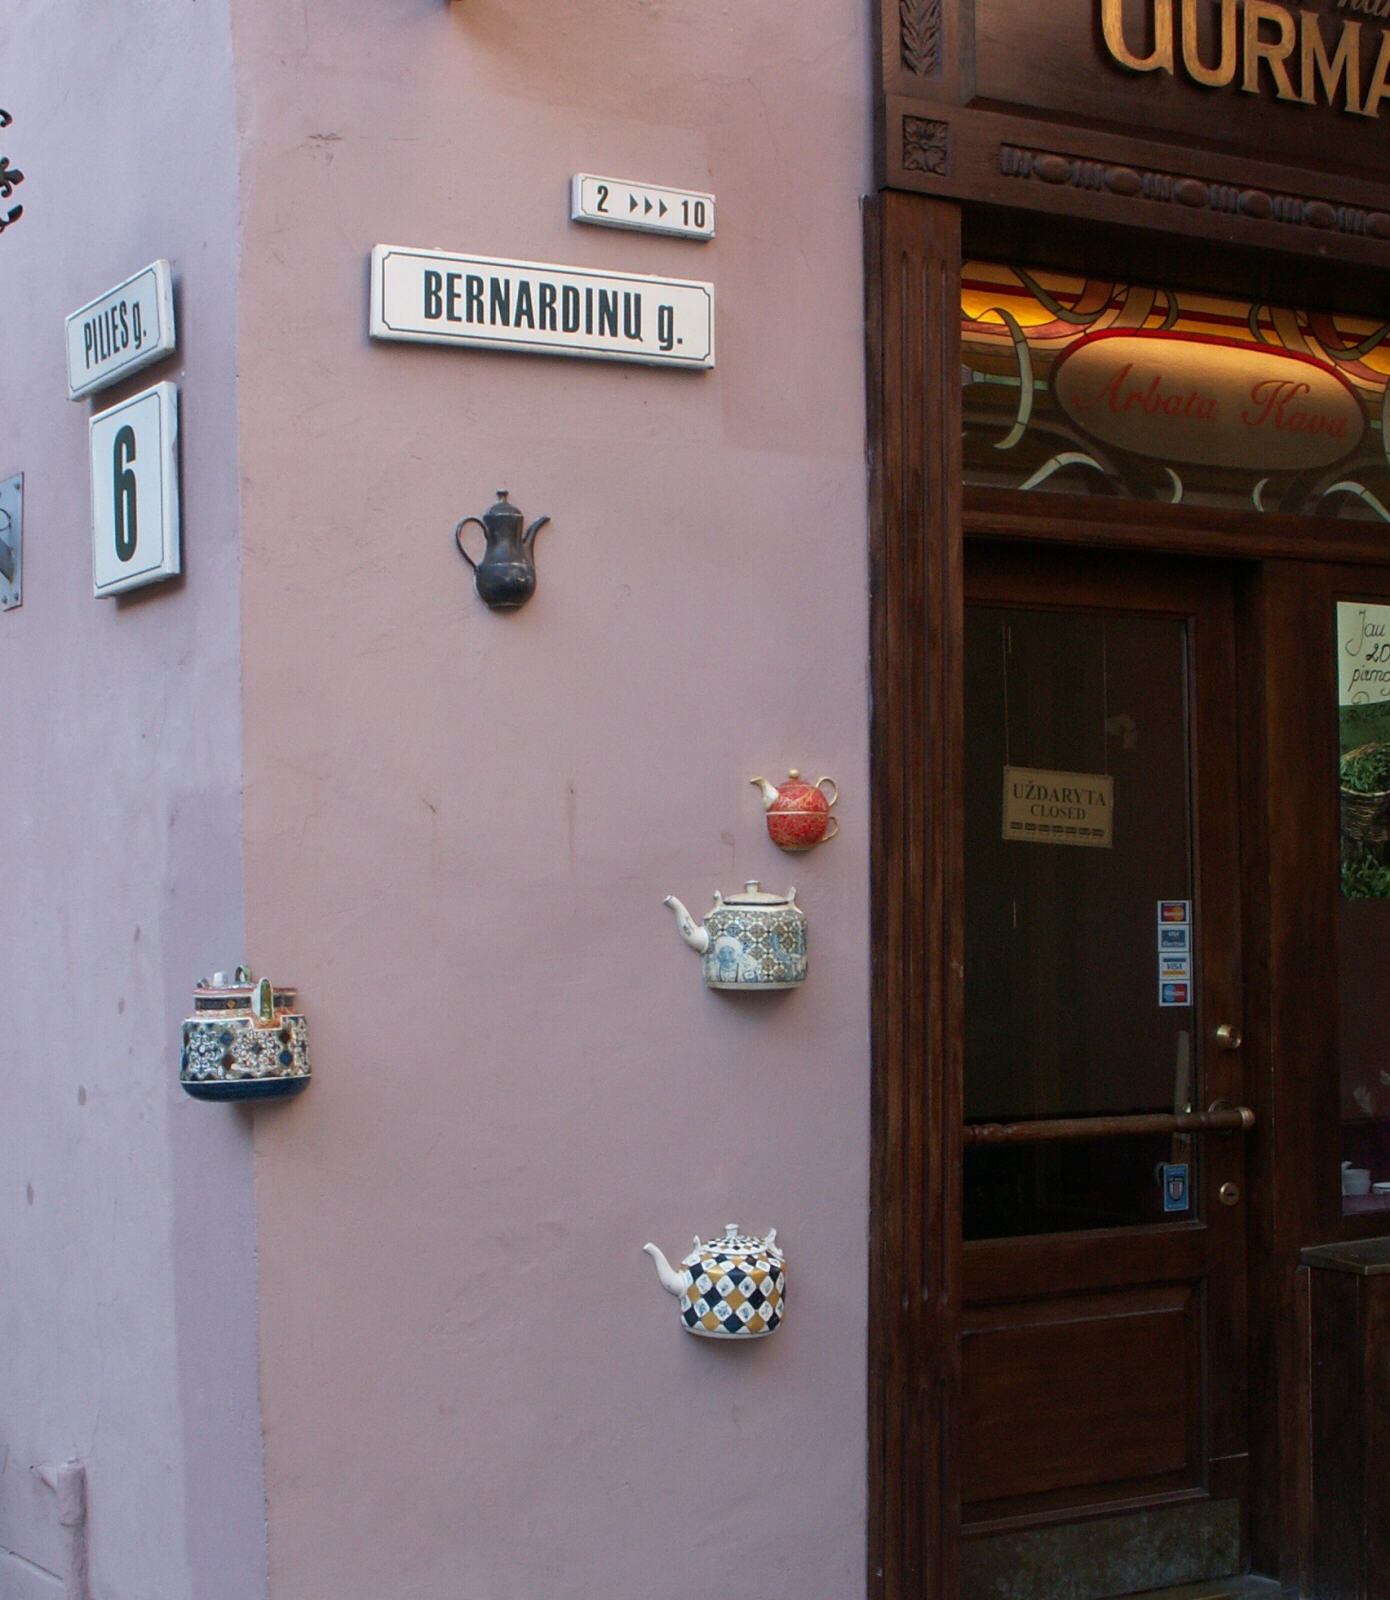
[
  {"x1": 232, "y1": 1, "x2": 873, "y2": 1595},
  {"x1": 0, "y1": 5, "x2": 266, "y2": 1600}
]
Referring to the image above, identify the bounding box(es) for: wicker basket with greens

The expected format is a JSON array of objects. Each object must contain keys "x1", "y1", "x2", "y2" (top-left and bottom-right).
[{"x1": 1340, "y1": 743, "x2": 1390, "y2": 843}]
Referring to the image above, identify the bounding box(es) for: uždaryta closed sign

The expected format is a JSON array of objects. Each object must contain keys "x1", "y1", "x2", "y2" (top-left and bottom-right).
[
  {"x1": 1003, "y1": 766, "x2": 1114, "y2": 848},
  {"x1": 369, "y1": 246, "x2": 714, "y2": 370}
]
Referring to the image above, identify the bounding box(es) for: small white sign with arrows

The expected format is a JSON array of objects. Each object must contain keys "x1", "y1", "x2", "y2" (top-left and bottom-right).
[{"x1": 571, "y1": 174, "x2": 714, "y2": 240}]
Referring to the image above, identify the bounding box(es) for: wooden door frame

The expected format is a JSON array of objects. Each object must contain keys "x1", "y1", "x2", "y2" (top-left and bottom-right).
[
  {"x1": 867, "y1": 189, "x2": 966, "y2": 1600},
  {"x1": 865, "y1": 188, "x2": 1390, "y2": 1599}
]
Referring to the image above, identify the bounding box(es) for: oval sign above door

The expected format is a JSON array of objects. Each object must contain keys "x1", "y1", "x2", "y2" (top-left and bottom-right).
[{"x1": 1051, "y1": 331, "x2": 1366, "y2": 472}]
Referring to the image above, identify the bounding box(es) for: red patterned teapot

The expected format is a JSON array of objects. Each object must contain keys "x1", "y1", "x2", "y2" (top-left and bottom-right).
[{"x1": 750, "y1": 769, "x2": 839, "y2": 851}]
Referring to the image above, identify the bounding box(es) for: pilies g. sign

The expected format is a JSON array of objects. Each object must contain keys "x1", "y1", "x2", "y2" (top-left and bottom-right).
[{"x1": 1101, "y1": 0, "x2": 1390, "y2": 116}]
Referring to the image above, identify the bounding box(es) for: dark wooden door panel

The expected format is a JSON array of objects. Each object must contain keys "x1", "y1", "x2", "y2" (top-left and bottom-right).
[
  {"x1": 963, "y1": 1283, "x2": 1202, "y2": 1513},
  {"x1": 965, "y1": 1223, "x2": 1207, "y2": 1303},
  {"x1": 958, "y1": 544, "x2": 1249, "y2": 1578}
]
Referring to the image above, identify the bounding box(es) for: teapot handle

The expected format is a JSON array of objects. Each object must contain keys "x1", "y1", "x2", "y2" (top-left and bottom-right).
[
  {"x1": 454, "y1": 516, "x2": 486, "y2": 573},
  {"x1": 815, "y1": 776, "x2": 839, "y2": 807}
]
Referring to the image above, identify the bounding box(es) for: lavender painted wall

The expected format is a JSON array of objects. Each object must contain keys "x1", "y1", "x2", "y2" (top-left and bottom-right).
[
  {"x1": 0, "y1": 6, "x2": 266, "y2": 1600},
  {"x1": 231, "y1": 0, "x2": 872, "y2": 1595}
]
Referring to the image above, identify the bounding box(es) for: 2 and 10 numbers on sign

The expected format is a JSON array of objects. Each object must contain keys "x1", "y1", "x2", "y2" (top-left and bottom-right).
[
  {"x1": 586, "y1": 184, "x2": 707, "y2": 231},
  {"x1": 571, "y1": 174, "x2": 715, "y2": 241}
]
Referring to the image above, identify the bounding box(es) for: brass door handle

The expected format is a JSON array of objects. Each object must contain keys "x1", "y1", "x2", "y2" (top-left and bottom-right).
[
  {"x1": 1215, "y1": 1023, "x2": 1243, "y2": 1050},
  {"x1": 964, "y1": 1106, "x2": 1255, "y2": 1144},
  {"x1": 1206, "y1": 1100, "x2": 1256, "y2": 1133}
]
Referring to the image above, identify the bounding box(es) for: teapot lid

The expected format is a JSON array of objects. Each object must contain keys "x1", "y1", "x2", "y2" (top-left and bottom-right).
[
  {"x1": 191, "y1": 967, "x2": 298, "y2": 1011},
  {"x1": 689, "y1": 1223, "x2": 782, "y2": 1258},
  {"x1": 484, "y1": 489, "x2": 522, "y2": 525},
  {"x1": 722, "y1": 880, "x2": 797, "y2": 907},
  {"x1": 197, "y1": 966, "x2": 294, "y2": 993}
]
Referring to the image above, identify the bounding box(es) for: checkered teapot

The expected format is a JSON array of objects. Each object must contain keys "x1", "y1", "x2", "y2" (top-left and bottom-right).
[{"x1": 643, "y1": 1223, "x2": 786, "y2": 1338}]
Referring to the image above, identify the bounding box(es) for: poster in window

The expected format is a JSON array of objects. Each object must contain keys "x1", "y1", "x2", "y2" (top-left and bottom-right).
[{"x1": 1337, "y1": 602, "x2": 1390, "y2": 898}]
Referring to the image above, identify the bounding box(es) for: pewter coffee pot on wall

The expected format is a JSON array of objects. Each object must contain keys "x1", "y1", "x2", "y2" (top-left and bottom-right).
[{"x1": 454, "y1": 490, "x2": 550, "y2": 610}]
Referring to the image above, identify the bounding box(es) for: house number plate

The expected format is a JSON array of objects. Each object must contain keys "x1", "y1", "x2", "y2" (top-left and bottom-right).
[
  {"x1": 90, "y1": 382, "x2": 181, "y2": 597},
  {"x1": 571, "y1": 174, "x2": 715, "y2": 240}
]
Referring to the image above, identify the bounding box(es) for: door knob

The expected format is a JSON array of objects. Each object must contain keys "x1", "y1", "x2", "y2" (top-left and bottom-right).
[
  {"x1": 1215, "y1": 1023, "x2": 1243, "y2": 1050},
  {"x1": 1218, "y1": 1182, "x2": 1240, "y2": 1206}
]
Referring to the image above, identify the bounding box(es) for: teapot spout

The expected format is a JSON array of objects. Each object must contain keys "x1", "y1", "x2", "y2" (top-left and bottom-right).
[
  {"x1": 522, "y1": 515, "x2": 551, "y2": 549},
  {"x1": 749, "y1": 775, "x2": 780, "y2": 810},
  {"x1": 663, "y1": 895, "x2": 709, "y2": 954},
  {"x1": 643, "y1": 1241, "x2": 685, "y2": 1297}
]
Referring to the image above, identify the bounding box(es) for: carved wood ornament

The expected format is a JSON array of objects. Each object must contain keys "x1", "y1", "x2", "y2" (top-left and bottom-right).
[{"x1": 899, "y1": 0, "x2": 943, "y2": 75}]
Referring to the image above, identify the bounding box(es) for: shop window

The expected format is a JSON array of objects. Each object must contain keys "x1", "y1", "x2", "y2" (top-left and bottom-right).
[
  {"x1": 962, "y1": 262, "x2": 1390, "y2": 521},
  {"x1": 1337, "y1": 600, "x2": 1390, "y2": 1216}
]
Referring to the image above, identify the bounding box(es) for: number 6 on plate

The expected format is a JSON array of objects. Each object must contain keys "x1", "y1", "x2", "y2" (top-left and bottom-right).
[{"x1": 90, "y1": 381, "x2": 180, "y2": 597}]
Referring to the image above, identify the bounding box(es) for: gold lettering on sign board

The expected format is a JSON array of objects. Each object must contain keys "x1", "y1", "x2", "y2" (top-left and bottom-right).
[
  {"x1": 1304, "y1": 15, "x2": 1363, "y2": 112},
  {"x1": 1103, "y1": 0, "x2": 1174, "y2": 70},
  {"x1": 1183, "y1": 0, "x2": 1238, "y2": 85},
  {"x1": 1362, "y1": 26, "x2": 1390, "y2": 114},
  {"x1": 1100, "y1": 0, "x2": 1390, "y2": 115},
  {"x1": 1242, "y1": 1, "x2": 1298, "y2": 99}
]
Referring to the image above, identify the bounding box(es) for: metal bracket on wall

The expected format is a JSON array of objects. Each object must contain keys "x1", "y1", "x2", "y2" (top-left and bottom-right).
[
  {"x1": 32, "y1": 1459, "x2": 91, "y2": 1600},
  {"x1": 0, "y1": 472, "x2": 22, "y2": 610}
]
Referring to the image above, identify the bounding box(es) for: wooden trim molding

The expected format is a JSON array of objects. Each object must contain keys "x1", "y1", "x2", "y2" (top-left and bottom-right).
[
  {"x1": 866, "y1": 190, "x2": 965, "y2": 1600},
  {"x1": 997, "y1": 142, "x2": 1390, "y2": 247}
]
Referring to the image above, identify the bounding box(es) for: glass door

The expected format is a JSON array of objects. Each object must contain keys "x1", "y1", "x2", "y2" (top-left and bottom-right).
[{"x1": 960, "y1": 545, "x2": 1250, "y2": 1600}]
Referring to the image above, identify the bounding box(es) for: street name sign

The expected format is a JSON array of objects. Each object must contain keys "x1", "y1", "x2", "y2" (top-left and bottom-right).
[
  {"x1": 370, "y1": 246, "x2": 714, "y2": 370},
  {"x1": 66, "y1": 260, "x2": 176, "y2": 400}
]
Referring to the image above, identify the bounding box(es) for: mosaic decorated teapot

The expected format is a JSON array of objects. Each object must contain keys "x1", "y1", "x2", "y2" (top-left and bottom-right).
[
  {"x1": 750, "y1": 769, "x2": 839, "y2": 851},
  {"x1": 663, "y1": 882, "x2": 807, "y2": 989},
  {"x1": 180, "y1": 967, "x2": 310, "y2": 1101},
  {"x1": 643, "y1": 1224, "x2": 786, "y2": 1338}
]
